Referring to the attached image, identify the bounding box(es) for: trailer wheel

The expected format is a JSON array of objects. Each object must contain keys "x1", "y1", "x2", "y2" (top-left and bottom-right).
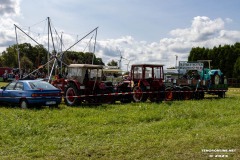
[
  {"x1": 100, "y1": 88, "x2": 115, "y2": 104},
  {"x1": 120, "y1": 91, "x2": 132, "y2": 103},
  {"x1": 120, "y1": 96, "x2": 132, "y2": 103},
  {"x1": 218, "y1": 91, "x2": 225, "y2": 98},
  {"x1": 165, "y1": 87, "x2": 174, "y2": 101},
  {"x1": 149, "y1": 95, "x2": 158, "y2": 102},
  {"x1": 198, "y1": 91, "x2": 205, "y2": 99},
  {"x1": 194, "y1": 90, "x2": 204, "y2": 100},
  {"x1": 132, "y1": 85, "x2": 148, "y2": 102},
  {"x1": 182, "y1": 86, "x2": 193, "y2": 100},
  {"x1": 64, "y1": 84, "x2": 81, "y2": 106},
  {"x1": 174, "y1": 87, "x2": 182, "y2": 100}
]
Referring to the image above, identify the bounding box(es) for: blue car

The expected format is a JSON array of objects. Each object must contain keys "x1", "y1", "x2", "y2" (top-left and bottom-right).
[{"x1": 0, "y1": 80, "x2": 62, "y2": 108}]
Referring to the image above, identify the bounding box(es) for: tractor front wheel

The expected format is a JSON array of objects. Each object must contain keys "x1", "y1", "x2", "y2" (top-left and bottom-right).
[
  {"x1": 64, "y1": 84, "x2": 81, "y2": 106},
  {"x1": 132, "y1": 85, "x2": 148, "y2": 102}
]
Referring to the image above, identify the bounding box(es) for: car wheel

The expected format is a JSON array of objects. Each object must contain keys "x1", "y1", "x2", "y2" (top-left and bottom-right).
[
  {"x1": 49, "y1": 104, "x2": 59, "y2": 109},
  {"x1": 20, "y1": 99, "x2": 28, "y2": 109}
]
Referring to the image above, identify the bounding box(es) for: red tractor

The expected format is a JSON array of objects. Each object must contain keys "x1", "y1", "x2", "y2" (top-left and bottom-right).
[
  {"x1": 56, "y1": 64, "x2": 115, "y2": 106},
  {"x1": 127, "y1": 64, "x2": 166, "y2": 102}
]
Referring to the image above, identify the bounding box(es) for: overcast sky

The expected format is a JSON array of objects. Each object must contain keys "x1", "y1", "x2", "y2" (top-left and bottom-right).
[{"x1": 1, "y1": 0, "x2": 240, "y2": 71}]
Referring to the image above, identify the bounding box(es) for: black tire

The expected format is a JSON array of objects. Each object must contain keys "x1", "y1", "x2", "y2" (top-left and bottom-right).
[
  {"x1": 165, "y1": 87, "x2": 174, "y2": 101},
  {"x1": 218, "y1": 91, "x2": 226, "y2": 98},
  {"x1": 199, "y1": 91, "x2": 205, "y2": 99},
  {"x1": 194, "y1": 91, "x2": 204, "y2": 100},
  {"x1": 132, "y1": 85, "x2": 148, "y2": 102},
  {"x1": 182, "y1": 86, "x2": 193, "y2": 100},
  {"x1": 19, "y1": 99, "x2": 28, "y2": 109},
  {"x1": 149, "y1": 96, "x2": 157, "y2": 102},
  {"x1": 149, "y1": 89, "x2": 164, "y2": 103},
  {"x1": 64, "y1": 84, "x2": 81, "y2": 106},
  {"x1": 173, "y1": 87, "x2": 182, "y2": 100},
  {"x1": 120, "y1": 96, "x2": 132, "y2": 103},
  {"x1": 49, "y1": 104, "x2": 60, "y2": 109},
  {"x1": 99, "y1": 88, "x2": 115, "y2": 104},
  {"x1": 120, "y1": 88, "x2": 132, "y2": 103}
]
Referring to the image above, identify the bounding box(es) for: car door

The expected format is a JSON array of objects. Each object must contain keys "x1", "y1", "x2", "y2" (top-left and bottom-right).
[
  {"x1": 1, "y1": 82, "x2": 17, "y2": 103},
  {"x1": 11, "y1": 82, "x2": 25, "y2": 103},
  {"x1": 1, "y1": 82, "x2": 25, "y2": 104}
]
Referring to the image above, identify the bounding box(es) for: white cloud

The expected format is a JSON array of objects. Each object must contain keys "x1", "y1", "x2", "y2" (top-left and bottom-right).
[
  {"x1": 0, "y1": 0, "x2": 21, "y2": 16},
  {"x1": 1, "y1": 4, "x2": 240, "y2": 72},
  {"x1": 0, "y1": 17, "x2": 17, "y2": 47},
  {"x1": 170, "y1": 16, "x2": 225, "y2": 41},
  {"x1": 0, "y1": 0, "x2": 21, "y2": 51},
  {"x1": 95, "y1": 16, "x2": 240, "y2": 70}
]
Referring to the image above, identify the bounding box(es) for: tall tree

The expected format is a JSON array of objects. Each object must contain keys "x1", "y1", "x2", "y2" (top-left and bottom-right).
[
  {"x1": 107, "y1": 60, "x2": 118, "y2": 66},
  {"x1": 188, "y1": 42, "x2": 240, "y2": 78},
  {"x1": 1, "y1": 48, "x2": 18, "y2": 67},
  {"x1": 0, "y1": 44, "x2": 104, "y2": 69},
  {"x1": 20, "y1": 56, "x2": 33, "y2": 70},
  {"x1": 233, "y1": 57, "x2": 240, "y2": 79}
]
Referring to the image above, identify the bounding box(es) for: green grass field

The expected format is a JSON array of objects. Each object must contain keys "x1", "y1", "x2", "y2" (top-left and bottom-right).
[{"x1": 0, "y1": 82, "x2": 239, "y2": 159}]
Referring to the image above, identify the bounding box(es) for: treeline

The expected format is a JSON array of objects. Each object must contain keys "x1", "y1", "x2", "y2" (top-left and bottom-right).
[
  {"x1": 0, "y1": 43, "x2": 104, "y2": 71},
  {"x1": 1, "y1": 42, "x2": 240, "y2": 78},
  {"x1": 188, "y1": 42, "x2": 240, "y2": 78}
]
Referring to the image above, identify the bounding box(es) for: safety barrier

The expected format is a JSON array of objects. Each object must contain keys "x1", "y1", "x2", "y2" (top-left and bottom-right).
[
  {"x1": 64, "y1": 89, "x2": 229, "y2": 98},
  {"x1": 0, "y1": 89, "x2": 234, "y2": 99}
]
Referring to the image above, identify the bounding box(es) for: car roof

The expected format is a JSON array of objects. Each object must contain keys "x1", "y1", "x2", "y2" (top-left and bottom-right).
[
  {"x1": 13, "y1": 79, "x2": 44, "y2": 83},
  {"x1": 131, "y1": 64, "x2": 164, "y2": 67}
]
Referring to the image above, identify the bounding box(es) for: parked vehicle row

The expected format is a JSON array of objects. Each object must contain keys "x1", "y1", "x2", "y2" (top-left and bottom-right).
[
  {"x1": 0, "y1": 60, "x2": 228, "y2": 108},
  {"x1": 51, "y1": 61, "x2": 228, "y2": 106}
]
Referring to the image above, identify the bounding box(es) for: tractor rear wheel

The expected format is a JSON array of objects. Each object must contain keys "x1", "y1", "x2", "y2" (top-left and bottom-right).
[{"x1": 99, "y1": 88, "x2": 115, "y2": 104}]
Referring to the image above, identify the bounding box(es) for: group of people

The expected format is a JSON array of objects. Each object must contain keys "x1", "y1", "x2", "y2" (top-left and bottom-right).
[
  {"x1": 2, "y1": 69, "x2": 47, "y2": 82},
  {"x1": 2, "y1": 71, "x2": 18, "y2": 82}
]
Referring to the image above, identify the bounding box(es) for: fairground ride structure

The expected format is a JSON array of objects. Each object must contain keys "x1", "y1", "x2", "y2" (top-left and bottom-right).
[{"x1": 14, "y1": 17, "x2": 98, "y2": 82}]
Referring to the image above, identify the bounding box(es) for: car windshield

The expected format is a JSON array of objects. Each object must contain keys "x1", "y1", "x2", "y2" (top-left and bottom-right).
[{"x1": 29, "y1": 81, "x2": 57, "y2": 90}]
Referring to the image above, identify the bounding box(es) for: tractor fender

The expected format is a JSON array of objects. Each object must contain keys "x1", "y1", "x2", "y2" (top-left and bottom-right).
[
  {"x1": 99, "y1": 82, "x2": 106, "y2": 89},
  {"x1": 139, "y1": 79, "x2": 150, "y2": 87},
  {"x1": 67, "y1": 80, "x2": 81, "y2": 90}
]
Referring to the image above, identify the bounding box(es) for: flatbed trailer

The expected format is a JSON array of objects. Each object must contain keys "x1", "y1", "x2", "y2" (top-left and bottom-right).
[{"x1": 164, "y1": 60, "x2": 228, "y2": 100}]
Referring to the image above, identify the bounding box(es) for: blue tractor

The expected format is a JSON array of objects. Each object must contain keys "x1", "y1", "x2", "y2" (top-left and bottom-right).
[{"x1": 197, "y1": 60, "x2": 228, "y2": 98}]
